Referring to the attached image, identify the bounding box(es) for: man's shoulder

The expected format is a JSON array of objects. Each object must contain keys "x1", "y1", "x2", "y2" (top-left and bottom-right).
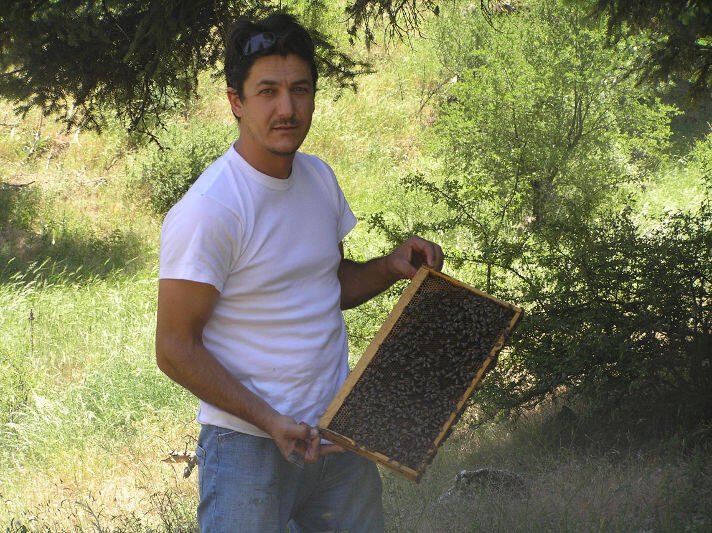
[
  {"x1": 172, "y1": 146, "x2": 250, "y2": 216},
  {"x1": 164, "y1": 190, "x2": 241, "y2": 235},
  {"x1": 294, "y1": 152, "x2": 339, "y2": 189},
  {"x1": 189, "y1": 147, "x2": 239, "y2": 196},
  {"x1": 295, "y1": 152, "x2": 332, "y2": 174},
  {"x1": 166, "y1": 150, "x2": 246, "y2": 219}
]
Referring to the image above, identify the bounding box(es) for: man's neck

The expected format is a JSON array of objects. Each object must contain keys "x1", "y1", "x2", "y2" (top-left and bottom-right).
[{"x1": 233, "y1": 139, "x2": 295, "y2": 179}]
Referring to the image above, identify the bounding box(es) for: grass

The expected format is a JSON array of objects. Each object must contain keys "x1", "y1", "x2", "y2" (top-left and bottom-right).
[
  {"x1": 383, "y1": 411, "x2": 712, "y2": 532},
  {"x1": 1, "y1": 5, "x2": 710, "y2": 531},
  {"x1": 0, "y1": 264, "x2": 199, "y2": 531},
  {"x1": 634, "y1": 137, "x2": 712, "y2": 223}
]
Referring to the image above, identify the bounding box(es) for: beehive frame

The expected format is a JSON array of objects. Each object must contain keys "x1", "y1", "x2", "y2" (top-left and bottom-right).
[{"x1": 318, "y1": 267, "x2": 523, "y2": 481}]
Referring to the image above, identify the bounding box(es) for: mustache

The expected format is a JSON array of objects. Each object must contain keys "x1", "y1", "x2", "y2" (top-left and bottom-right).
[{"x1": 270, "y1": 118, "x2": 300, "y2": 128}]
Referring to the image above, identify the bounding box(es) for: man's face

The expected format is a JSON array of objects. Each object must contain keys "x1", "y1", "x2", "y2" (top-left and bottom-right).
[{"x1": 228, "y1": 54, "x2": 315, "y2": 170}]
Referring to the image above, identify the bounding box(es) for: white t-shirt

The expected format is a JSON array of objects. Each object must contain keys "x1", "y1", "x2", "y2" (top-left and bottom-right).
[{"x1": 159, "y1": 146, "x2": 357, "y2": 437}]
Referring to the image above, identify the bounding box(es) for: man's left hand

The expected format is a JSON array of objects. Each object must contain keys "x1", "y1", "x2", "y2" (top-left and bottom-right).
[{"x1": 385, "y1": 236, "x2": 444, "y2": 280}]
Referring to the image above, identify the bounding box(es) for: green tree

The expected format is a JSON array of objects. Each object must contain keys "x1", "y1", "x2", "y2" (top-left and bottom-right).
[
  {"x1": 1, "y1": 1, "x2": 707, "y2": 137},
  {"x1": 373, "y1": 0, "x2": 676, "y2": 292},
  {"x1": 0, "y1": 0, "x2": 438, "y2": 137},
  {"x1": 371, "y1": 0, "x2": 711, "y2": 426},
  {"x1": 582, "y1": 0, "x2": 712, "y2": 99}
]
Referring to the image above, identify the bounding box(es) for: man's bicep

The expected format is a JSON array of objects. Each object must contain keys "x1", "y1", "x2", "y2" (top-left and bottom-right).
[
  {"x1": 157, "y1": 278, "x2": 220, "y2": 339},
  {"x1": 155, "y1": 279, "x2": 223, "y2": 383}
]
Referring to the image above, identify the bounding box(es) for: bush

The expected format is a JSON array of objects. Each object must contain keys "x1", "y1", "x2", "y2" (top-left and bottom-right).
[
  {"x1": 369, "y1": 0, "x2": 708, "y2": 428},
  {"x1": 479, "y1": 204, "x2": 712, "y2": 427},
  {"x1": 398, "y1": 0, "x2": 675, "y2": 293},
  {"x1": 0, "y1": 183, "x2": 40, "y2": 232},
  {"x1": 130, "y1": 120, "x2": 234, "y2": 214}
]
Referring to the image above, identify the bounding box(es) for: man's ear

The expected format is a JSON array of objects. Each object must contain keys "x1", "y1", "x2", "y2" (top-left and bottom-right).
[{"x1": 227, "y1": 88, "x2": 243, "y2": 120}]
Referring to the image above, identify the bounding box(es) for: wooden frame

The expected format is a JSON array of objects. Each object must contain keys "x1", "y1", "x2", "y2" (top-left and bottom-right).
[{"x1": 318, "y1": 267, "x2": 524, "y2": 481}]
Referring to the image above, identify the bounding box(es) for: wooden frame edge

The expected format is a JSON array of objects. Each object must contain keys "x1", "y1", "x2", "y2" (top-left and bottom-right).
[
  {"x1": 318, "y1": 267, "x2": 525, "y2": 482},
  {"x1": 319, "y1": 267, "x2": 430, "y2": 427},
  {"x1": 318, "y1": 427, "x2": 421, "y2": 481},
  {"x1": 410, "y1": 303, "x2": 524, "y2": 475}
]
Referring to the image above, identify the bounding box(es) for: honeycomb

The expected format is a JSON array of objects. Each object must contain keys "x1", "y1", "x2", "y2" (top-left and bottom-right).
[{"x1": 322, "y1": 269, "x2": 522, "y2": 479}]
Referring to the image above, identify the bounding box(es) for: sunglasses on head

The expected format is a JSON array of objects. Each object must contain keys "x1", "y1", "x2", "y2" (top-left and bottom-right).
[{"x1": 242, "y1": 32, "x2": 277, "y2": 56}]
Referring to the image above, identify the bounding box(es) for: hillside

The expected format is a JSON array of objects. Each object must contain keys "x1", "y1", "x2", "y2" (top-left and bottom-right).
[{"x1": 1, "y1": 1, "x2": 710, "y2": 530}]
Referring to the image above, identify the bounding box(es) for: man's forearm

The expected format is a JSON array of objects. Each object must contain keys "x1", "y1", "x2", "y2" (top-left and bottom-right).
[
  {"x1": 337, "y1": 236, "x2": 445, "y2": 310},
  {"x1": 156, "y1": 332, "x2": 331, "y2": 462},
  {"x1": 156, "y1": 333, "x2": 280, "y2": 434},
  {"x1": 155, "y1": 279, "x2": 323, "y2": 462},
  {"x1": 338, "y1": 257, "x2": 402, "y2": 310}
]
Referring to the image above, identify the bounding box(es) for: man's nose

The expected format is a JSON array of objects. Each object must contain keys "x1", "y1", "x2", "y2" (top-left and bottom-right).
[{"x1": 275, "y1": 92, "x2": 296, "y2": 117}]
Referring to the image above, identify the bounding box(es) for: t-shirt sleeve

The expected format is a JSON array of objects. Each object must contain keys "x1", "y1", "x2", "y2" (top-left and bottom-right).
[
  {"x1": 336, "y1": 183, "x2": 357, "y2": 242},
  {"x1": 159, "y1": 194, "x2": 241, "y2": 292},
  {"x1": 309, "y1": 156, "x2": 356, "y2": 242}
]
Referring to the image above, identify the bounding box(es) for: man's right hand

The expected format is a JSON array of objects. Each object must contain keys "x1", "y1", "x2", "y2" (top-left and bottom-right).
[{"x1": 267, "y1": 414, "x2": 343, "y2": 464}]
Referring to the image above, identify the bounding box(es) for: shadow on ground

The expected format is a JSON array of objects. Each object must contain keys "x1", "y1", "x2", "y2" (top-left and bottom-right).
[
  {"x1": 1, "y1": 181, "x2": 149, "y2": 283},
  {"x1": 0, "y1": 223, "x2": 147, "y2": 284},
  {"x1": 664, "y1": 79, "x2": 712, "y2": 155}
]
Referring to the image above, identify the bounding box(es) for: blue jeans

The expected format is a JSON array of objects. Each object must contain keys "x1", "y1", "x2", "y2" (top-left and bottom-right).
[{"x1": 196, "y1": 424, "x2": 384, "y2": 532}]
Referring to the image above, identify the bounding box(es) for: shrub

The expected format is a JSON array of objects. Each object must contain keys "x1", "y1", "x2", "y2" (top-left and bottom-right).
[
  {"x1": 395, "y1": 0, "x2": 676, "y2": 294},
  {"x1": 0, "y1": 183, "x2": 40, "y2": 232},
  {"x1": 370, "y1": 0, "x2": 709, "y2": 427},
  {"x1": 130, "y1": 120, "x2": 234, "y2": 214},
  {"x1": 478, "y1": 204, "x2": 712, "y2": 427}
]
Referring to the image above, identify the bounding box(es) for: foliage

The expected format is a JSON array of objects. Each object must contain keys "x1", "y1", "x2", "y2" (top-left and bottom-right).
[
  {"x1": 479, "y1": 203, "x2": 712, "y2": 425},
  {"x1": 345, "y1": 0, "x2": 440, "y2": 44},
  {"x1": 370, "y1": 0, "x2": 709, "y2": 424},
  {"x1": 1, "y1": 0, "x2": 220, "y2": 137},
  {"x1": 0, "y1": 183, "x2": 40, "y2": 232},
  {"x1": 0, "y1": 2, "x2": 708, "y2": 528},
  {"x1": 1, "y1": 0, "x2": 707, "y2": 138},
  {"x1": 581, "y1": 0, "x2": 712, "y2": 98},
  {"x1": 130, "y1": 120, "x2": 234, "y2": 214},
  {"x1": 690, "y1": 134, "x2": 712, "y2": 192},
  {"x1": 0, "y1": 0, "x2": 432, "y2": 137},
  {"x1": 373, "y1": 0, "x2": 676, "y2": 292}
]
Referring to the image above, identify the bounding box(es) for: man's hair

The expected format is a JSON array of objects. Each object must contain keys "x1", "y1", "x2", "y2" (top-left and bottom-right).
[{"x1": 224, "y1": 13, "x2": 318, "y2": 98}]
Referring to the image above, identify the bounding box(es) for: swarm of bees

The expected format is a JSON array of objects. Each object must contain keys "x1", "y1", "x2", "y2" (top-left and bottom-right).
[{"x1": 321, "y1": 268, "x2": 522, "y2": 480}]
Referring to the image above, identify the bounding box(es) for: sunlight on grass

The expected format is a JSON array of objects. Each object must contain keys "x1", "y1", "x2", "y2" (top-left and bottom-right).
[
  {"x1": 635, "y1": 161, "x2": 710, "y2": 221},
  {"x1": 1, "y1": 3, "x2": 710, "y2": 530},
  {"x1": 0, "y1": 266, "x2": 200, "y2": 530}
]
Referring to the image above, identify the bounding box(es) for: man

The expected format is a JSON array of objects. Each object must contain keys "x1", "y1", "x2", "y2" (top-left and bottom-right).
[{"x1": 155, "y1": 13, "x2": 443, "y2": 532}]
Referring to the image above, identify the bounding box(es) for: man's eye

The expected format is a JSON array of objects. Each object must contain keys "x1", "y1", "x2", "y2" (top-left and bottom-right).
[
  {"x1": 260, "y1": 88, "x2": 274, "y2": 95},
  {"x1": 292, "y1": 87, "x2": 309, "y2": 94}
]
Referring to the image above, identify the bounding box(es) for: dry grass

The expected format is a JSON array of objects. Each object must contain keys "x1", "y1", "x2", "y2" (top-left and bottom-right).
[
  {"x1": 1, "y1": 11, "x2": 710, "y2": 531},
  {"x1": 1, "y1": 415, "x2": 200, "y2": 531},
  {"x1": 382, "y1": 412, "x2": 712, "y2": 532}
]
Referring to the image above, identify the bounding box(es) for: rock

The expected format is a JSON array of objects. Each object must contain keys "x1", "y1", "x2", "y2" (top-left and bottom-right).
[{"x1": 439, "y1": 467, "x2": 530, "y2": 503}]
